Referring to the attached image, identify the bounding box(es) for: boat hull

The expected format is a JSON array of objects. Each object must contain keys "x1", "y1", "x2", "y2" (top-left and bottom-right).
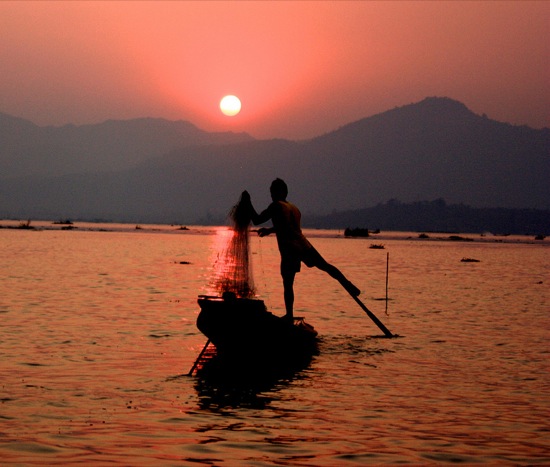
[{"x1": 196, "y1": 294, "x2": 318, "y2": 362}]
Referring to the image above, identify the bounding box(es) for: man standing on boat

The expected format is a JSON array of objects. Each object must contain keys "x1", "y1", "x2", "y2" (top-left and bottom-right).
[{"x1": 241, "y1": 178, "x2": 360, "y2": 322}]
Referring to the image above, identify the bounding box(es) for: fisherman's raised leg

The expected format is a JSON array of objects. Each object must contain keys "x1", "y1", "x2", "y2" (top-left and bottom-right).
[{"x1": 317, "y1": 260, "x2": 360, "y2": 296}]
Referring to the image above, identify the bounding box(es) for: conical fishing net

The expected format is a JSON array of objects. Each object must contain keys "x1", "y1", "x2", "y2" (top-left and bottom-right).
[{"x1": 210, "y1": 193, "x2": 255, "y2": 298}]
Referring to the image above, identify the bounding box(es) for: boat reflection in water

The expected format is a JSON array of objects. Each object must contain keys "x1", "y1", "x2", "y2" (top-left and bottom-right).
[{"x1": 192, "y1": 292, "x2": 318, "y2": 408}]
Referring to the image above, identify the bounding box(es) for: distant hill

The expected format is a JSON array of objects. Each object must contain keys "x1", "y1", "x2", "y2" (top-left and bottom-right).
[
  {"x1": 302, "y1": 97, "x2": 549, "y2": 211},
  {"x1": 306, "y1": 199, "x2": 550, "y2": 235},
  {"x1": 0, "y1": 112, "x2": 254, "y2": 177},
  {"x1": 0, "y1": 97, "x2": 548, "y2": 224}
]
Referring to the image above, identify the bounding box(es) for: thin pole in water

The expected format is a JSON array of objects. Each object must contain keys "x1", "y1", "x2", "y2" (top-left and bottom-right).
[{"x1": 385, "y1": 252, "x2": 389, "y2": 315}]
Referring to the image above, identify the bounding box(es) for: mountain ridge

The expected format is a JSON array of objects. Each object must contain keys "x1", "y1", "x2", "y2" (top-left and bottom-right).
[
  {"x1": 1, "y1": 97, "x2": 548, "y2": 224},
  {"x1": 0, "y1": 112, "x2": 255, "y2": 177},
  {"x1": 305, "y1": 199, "x2": 549, "y2": 235}
]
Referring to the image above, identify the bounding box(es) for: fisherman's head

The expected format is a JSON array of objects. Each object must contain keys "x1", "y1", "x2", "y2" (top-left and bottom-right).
[{"x1": 270, "y1": 178, "x2": 288, "y2": 201}]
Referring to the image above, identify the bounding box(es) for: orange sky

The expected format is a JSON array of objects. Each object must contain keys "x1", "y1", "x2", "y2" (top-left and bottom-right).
[{"x1": 1, "y1": 1, "x2": 548, "y2": 139}]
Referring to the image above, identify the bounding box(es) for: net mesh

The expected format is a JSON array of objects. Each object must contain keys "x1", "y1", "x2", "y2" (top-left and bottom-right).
[{"x1": 210, "y1": 193, "x2": 255, "y2": 298}]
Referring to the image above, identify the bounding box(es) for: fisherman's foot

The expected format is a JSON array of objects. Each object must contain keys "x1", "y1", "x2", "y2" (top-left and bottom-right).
[
  {"x1": 282, "y1": 314, "x2": 294, "y2": 324},
  {"x1": 344, "y1": 281, "x2": 360, "y2": 297}
]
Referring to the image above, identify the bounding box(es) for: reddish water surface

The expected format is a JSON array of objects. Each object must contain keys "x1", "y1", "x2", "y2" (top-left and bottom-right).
[{"x1": 1, "y1": 224, "x2": 548, "y2": 465}]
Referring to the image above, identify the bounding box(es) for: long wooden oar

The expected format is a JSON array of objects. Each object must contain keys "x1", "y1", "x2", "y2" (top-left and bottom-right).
[
  {"x1": 187, "y1": 339, "x2": 211, "y2": 376},
  {"x1": 346, "y1": 290, "x2": 394, "y2": 337}
]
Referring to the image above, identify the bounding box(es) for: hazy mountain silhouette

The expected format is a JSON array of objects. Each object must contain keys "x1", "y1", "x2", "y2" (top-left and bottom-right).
[
  {"x1": 0, "y1": 112, "x2": 254, "y2": 177},
  {"x1": 306, "y1": 199, "x2": 549, "y2": 235},
  {"x1": 1, "y1": 97, "x2": 548, "y2": 225}
]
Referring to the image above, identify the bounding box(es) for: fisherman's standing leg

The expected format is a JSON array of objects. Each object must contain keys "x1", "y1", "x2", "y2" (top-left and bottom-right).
[{"x1": 282, "y1": 271, "x2": 296, "y2": 321}]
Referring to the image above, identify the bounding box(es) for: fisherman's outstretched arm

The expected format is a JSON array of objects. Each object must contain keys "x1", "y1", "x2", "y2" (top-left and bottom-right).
[
  {"x1": 251, "y1": 208, "x2": 272, "y2": 226},
  {"x1": 241, "y1": 190, "x2": 272, "y2": 225},
  {"x1": 258, "y1": 226, "x2": 275, "y2": 237}
]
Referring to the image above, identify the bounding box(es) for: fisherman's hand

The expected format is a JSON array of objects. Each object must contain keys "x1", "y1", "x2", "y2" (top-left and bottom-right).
[{"x1": 258, "y1": 227, "x2": 271, "y2": 237}]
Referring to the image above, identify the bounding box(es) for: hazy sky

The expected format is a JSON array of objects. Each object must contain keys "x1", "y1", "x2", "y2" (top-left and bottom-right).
[{"x1": 1, "y1": 1, "x2": 548, "y2": 139}]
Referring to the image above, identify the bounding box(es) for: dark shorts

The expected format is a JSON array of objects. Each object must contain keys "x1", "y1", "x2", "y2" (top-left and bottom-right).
[{"x1": 280, "y1": 246, "x2": 325, "y2": 276}]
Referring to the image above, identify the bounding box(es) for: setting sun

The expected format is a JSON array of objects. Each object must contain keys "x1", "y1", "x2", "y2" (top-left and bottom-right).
[{"x1": 220, "y1": 95, "x2": 241, "y2": 116}]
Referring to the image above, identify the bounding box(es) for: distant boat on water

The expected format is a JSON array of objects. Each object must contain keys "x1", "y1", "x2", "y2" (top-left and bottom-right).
[{"x1": 344, "y1": 227, "x2": 370, "y2": 237}]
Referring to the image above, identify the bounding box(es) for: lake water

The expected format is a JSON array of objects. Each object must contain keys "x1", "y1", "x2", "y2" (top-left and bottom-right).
[{"x1": 1, "y1": 222, "x2": 549, "y2": 465}]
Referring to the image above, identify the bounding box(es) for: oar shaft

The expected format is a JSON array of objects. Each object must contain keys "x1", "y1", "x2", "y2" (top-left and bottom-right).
[
  {"x1": 188, "y1": 339, "x2": 211, "y2": 376},
  {"x1": 351, "y1": 294, "x2": 394, "y2": 337}
]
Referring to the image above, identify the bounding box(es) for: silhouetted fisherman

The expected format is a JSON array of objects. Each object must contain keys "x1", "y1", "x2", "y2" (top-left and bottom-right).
[{"x1": 241, "y1": 178, "x2": 360, "y2": 322}]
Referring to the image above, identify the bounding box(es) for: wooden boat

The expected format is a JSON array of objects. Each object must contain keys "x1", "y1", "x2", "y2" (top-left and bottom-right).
[
  {"x1": 196, "y1": 292, "x2": 318, "y2": 364},
  {"x1": 344, "y1": 227, "x2": 371, "y2": 237}
]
